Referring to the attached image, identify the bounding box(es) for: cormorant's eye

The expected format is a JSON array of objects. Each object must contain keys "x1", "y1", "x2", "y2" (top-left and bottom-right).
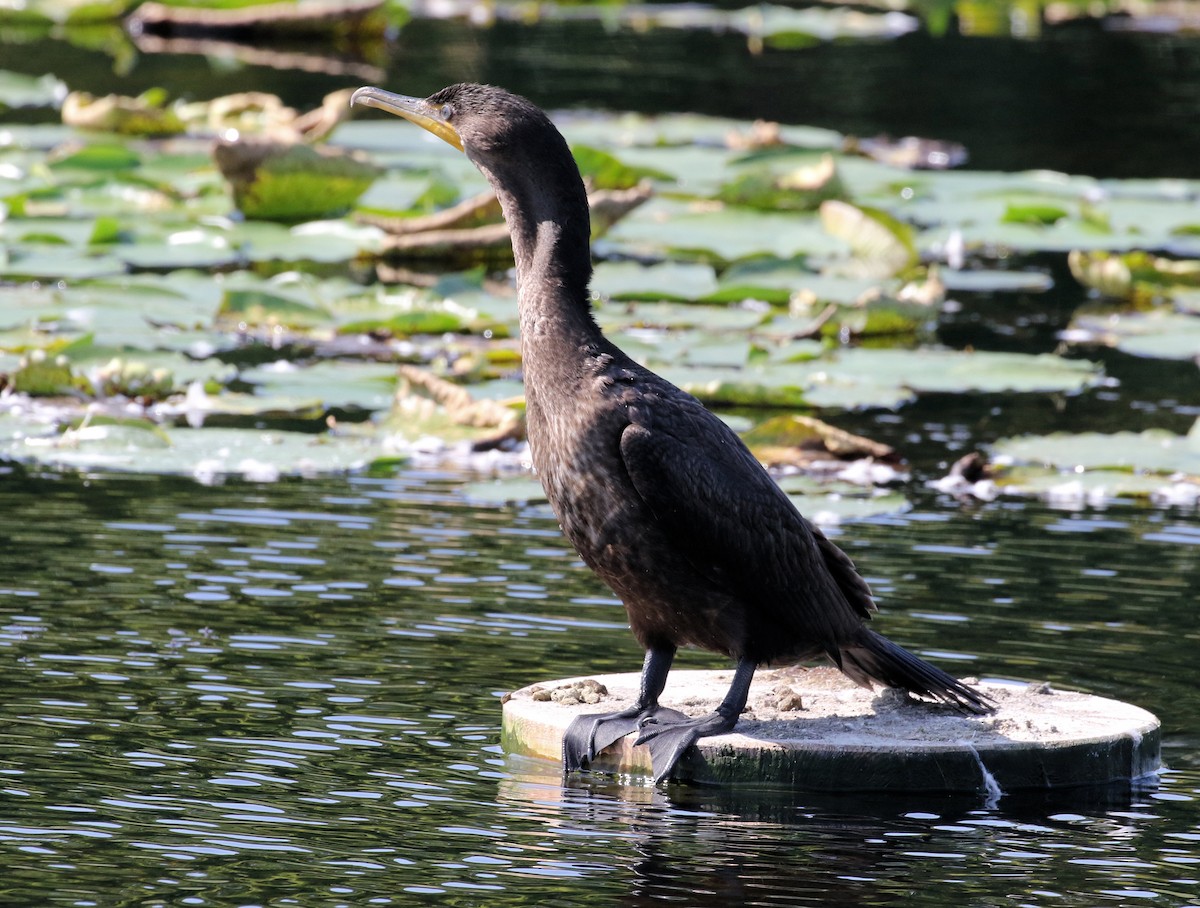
[{"x1": 439, "y1": 104, "x2": 455, "y2": 121}]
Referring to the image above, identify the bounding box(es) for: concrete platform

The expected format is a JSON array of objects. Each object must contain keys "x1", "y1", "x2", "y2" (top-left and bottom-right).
[{"x1": 501, "y1": 667, "x2": 1161, "y2": 793}]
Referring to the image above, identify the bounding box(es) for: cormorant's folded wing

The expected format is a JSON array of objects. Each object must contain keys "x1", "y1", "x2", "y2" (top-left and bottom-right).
[{"x1": 618, "y1": 410, "x2": 875, "y2": 631}]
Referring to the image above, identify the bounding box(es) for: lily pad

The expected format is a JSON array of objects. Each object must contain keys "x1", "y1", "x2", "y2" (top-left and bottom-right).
[
  {"x1": 1068, "y1": 249, "x2": 1200, "y2": 300},
  {"x1": 992, "y1": 424, "x2": 1200, "y2": 477},
  {"x1": 591, "y1": 261, "x2": 720, "y2": 302},
  {"x1": 940, "y1": 269, "x2": 1055, "y2": 293},
  {"x1": 819, "y1": 200, "x2": 917, "y2": 279},
  {"x1": 213, "y1": 137, "x2": 380, "y2": 221},
  {"x1": 238, "y1": 360, "x2": 399, "y2": 414},
  {"x1": 660, "y1": 347, "x2": 1099, "y2": 411},
  {"x1": 605, "y1": 197, "x2": 846, "y2": 262},
  {"x1": 218, "y1": 288, "x2": 333, "y2": 329},
  {"x1": 1066, "y1": 307, "x2": 1200, "y2": 360},
  {"x1": 61, "y1": 90, "x2": 186, "y2": 136},
  {"x1": 717, "y1": 153, "x2": 845, "y2": 211},
  {"x1": 0, "y1": 70, "x2": 67, "y2": 109},
  {"x1": 0, "y1": 417, "x2": 393, "y2": 480},
  {"x1": 992, "y1": 467, "x2": 1187, "y2": 505}
]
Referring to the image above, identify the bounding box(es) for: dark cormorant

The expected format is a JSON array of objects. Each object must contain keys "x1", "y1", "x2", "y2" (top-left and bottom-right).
[{"x1": 351, "y1": 83, "x2": 992, "y2": 783}]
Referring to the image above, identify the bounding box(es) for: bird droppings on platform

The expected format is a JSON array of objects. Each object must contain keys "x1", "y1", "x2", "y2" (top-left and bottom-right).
[{"x1": 502, "y1": 667, "x2": 1161, "y2": 794}]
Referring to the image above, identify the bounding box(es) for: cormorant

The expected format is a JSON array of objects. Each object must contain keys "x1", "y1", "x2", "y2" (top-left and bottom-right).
[{"x1": 351, "y1": 83, "x2": 992, "y2": 784}]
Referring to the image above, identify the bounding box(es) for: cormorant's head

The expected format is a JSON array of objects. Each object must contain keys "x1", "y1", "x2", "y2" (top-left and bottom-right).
[{"x1": 350, "y1": 83, "x2": 555, "y2": 162}]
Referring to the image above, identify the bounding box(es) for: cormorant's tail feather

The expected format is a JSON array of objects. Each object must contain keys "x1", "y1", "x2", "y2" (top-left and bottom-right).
[{"x1": 840, "y1": 629, "x2": 993, "y2": 715}]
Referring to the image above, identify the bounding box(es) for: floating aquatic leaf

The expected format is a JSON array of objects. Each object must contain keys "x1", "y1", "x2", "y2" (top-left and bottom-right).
[
  {"x1": 1001, "y1": 203, "x2": 1070, "y2": 226},
  {"x1": 9, "y1": 0, "x2": 132, "y2": 24},
  {"x1": 571, "y1": 145, "x2": 670, "y2": 190},
  {"x1": 591, "y1": 261, "x2": 719, "y2": 302},
  {"x1": 0, "y1": 248, "x2": 127, "y2": 281},
  {"x1": 717, "y1": 153, "x2": 844, "y2": 211},
  {"x1": 0, "y1": 70, "x2": 67, "y2": 109},
  {"x1": 49, "y1": 143, "x2": 140, "y2": 171},
  {"x1": 0, "y1": 420, "x2": 392, "y2": 480},
  {"x1": 596, "y1": 299, "x2": 765, "y2": 334},
  {"x1": 93, "y1": 357, "x2": 175, "y2": 400},
  {"x1": 218, "y1": 288, "x2": 333, "y2": 329},
  {"x1": 660, "y1": 347, "x2": 1099, "y2": 411},
  {"x1": 940, "y1": 269, "x2": 1054, "y2": 293},
  {"x1": 5, "y1": 348, "x2": 87, "y2": 396},
  {"x1": 213, "y1": 137, "x2": 380, "y2": 221},
  {"x1": 115, "y1": 228, "x2": 240, "y2": 271},
  {"x1": 239, "y1": 360, "x2": 398, "y2": 415},
  {"x1": 993, "y1": 466, "x2": 1186, "y2": 504},
  {"x1": 606, "y1": 197, "x2": 845, "y2": 262},
  {"x1": 232, "y1": 219, "x2": 383, "y2": 263},
  {"x1": 61, "y1": 90, "x2": 186, "y2": 136},
  {"x1": 1066, "y1": 307, "x2": 1200, "y2": 360},
  {"x1": 337, "y1": 310, "x2": 467, "y2": 337},
  {"x1": 993, "y1": 424, "x2": 1200, "y2": 476},
  {"x1": 819, "y1": 200, "x2": 917, "y2": 278},
  {"x1": 1068, "y1": 249, "x2": 1200, "y2": 300},
  {"x1": 599, "y1": 145, "x2": 738, "y2": 198}
]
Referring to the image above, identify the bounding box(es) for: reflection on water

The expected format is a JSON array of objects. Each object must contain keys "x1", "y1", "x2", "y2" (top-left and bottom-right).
[{"x1": 0, "y1": 469, "x2": 1197, "y2": 905}]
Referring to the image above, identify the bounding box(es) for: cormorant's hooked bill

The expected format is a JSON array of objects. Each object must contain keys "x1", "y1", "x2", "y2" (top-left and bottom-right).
[{"x1": 350, "y1": 87, "x2": 465, "y2": 152}]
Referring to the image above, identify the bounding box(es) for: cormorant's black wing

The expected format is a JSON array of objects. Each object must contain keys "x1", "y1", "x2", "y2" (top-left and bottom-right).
[{"x1": 618, "y1": 398, "x2": 875, "y2": 647}]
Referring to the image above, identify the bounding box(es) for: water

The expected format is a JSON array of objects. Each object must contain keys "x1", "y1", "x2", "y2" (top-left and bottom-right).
[
  {"x1": 4, "y1": 7, "x2": 1200, "y2": 904},
  {"x1": 5, "y1": 12, "x2": 1200, "y2": 177},
  {"x1": 1, "y1": 468, "x2": 1198, "y2": 905}
]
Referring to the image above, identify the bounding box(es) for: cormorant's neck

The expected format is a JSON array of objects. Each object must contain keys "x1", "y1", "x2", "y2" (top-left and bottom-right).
[{"x1": 472, "y1": 150, "x2": 598, "y2": 350}]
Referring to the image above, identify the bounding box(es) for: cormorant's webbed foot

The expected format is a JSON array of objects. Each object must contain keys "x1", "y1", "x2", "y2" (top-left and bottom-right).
[
  {"x1": 563, "y1": 705, "x2": 689, "y2": 772},
  {"x1": 633, "y1": 709, "x2": 739, "y2": 784}
]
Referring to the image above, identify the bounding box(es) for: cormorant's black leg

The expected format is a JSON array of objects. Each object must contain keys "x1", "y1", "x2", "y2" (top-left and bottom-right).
[
  {"x1": 634, "y1": 656, "x2": 758, "y2": 783},
  {"x1": 562, "y1": 645, "x2": 688, "y2": 773}
]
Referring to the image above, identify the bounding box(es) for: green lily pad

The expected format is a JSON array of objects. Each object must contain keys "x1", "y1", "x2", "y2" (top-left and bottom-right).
[
  {"x1": 571, "y1": 144, "x2": 671, "y2": 190},
  {"x1": 49, "y1": 143, "x2": 141, "y2": 172},
  {"x1": 61, "y1": 90, "x2": 186, "y2": 136},
  {"x1": 717, "y1": 153, "x2": 845, "y2": 212},
  {"x1": 1068, "y1": 249, "x2": 1200, "y2": 300},
  {"x1": 216, "y1": 140, "x2": 380, "y2": 222},
  {"x1": 993, "y1": 423, "x2": 1200, "y2": 477},
  {"x1": 597, "y1": 299, "x2": 766, "y2": 334},
  {"x1": 0, "y1": 417, "x2": 392, "y2": 480},
  {"x1": 819, "y1": 200, "x2": 917, "y2": 279},
  {"x1": 238, "y1": 360, "x2": 398, "y2": 414},
  {"x1": 232, "y1": 219, "x2": 383, "y2": 263},
  {"x1": 218, "y1": 288, "x2": 333, "y2": 329},
  {"x1": 0, "y1": 248, "x2": 128, "y2": 281},
  {"x1": 992, "y1": 466, "x2": 1187, "y2": 503},
  {"x1": 0, "y1": 70, "x2": 67, "y2": 109},
  {"x1": 940, "y1": 270, "x2": 1055, "y2": 293},
  {"x1": 591, "y1": 261, "x2": 720, "y2": 302},
  {"x1": 1001, "y1": 203, "x2": 1070, "y2": 226},
  {"x1": 660, "y1": 347, "x2": 1099, "y2": 411},
  {"x1": 1067, "y1": 307, "x2": 1200, "y2": 360},
  {"x1": 605, "y1": 197, "x2": 847, "y2": 263}
]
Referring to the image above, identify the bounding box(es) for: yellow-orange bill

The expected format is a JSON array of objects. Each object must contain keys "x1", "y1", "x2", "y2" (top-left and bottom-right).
[{"x1": 350, "y1": 87, "x2": 464, "y2": 152}]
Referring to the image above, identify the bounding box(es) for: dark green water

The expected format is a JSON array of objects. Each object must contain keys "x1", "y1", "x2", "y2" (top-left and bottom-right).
[{"x1": 1, "y1": 468, "x2": 1198, "y2": 905}]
